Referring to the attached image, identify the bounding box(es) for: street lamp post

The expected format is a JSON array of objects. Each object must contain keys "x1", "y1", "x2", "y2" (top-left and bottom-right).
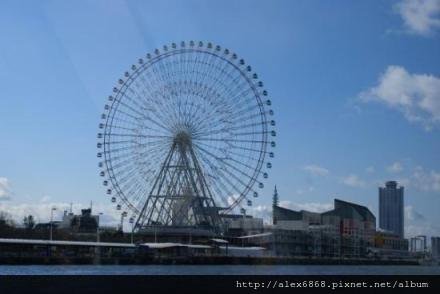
[
  {"x1": 50, "y1": 207, "x2": 57, "y2": 241},
  {"x1": 129, "y1": 217, "x2": 134, "y2": 244}
]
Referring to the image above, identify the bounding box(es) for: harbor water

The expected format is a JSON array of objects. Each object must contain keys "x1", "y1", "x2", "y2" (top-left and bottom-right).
[{"x1": 0, "y1": 265, "x2": 439, "y2": 275}]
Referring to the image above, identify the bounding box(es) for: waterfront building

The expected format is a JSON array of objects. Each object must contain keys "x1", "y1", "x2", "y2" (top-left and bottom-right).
[
  {"x1": 271, "y1": 205, "x2": 335, "y2": 256},
  {"x1": 370, "y1": 230, "x2": 410, "y2": 260},
  {"x1": 268, "y1": 228, "x2": 315, "y2": 256},
  {"x1": 222, "y1": 214, "x2": 264, "y2": 236},
  {"x1": 379, "y1": 181, "x2": 404, "y2": 238},
  {"x1": 267, "y1": 199, "x2": 375, "y2": 258},
  {"x1": 309, "y1": 224, "x2": 341, "y2": 257},
  {"x1": 375, "y1": 230, "x2": 408, "y2": 251},
  {"x1": 273, "y1": 205, "x2": 321, "y2": 227},
  {"x1": 321, "y1": 199, "x2": 376, "y2": 257},
  {"x1": 410, "y1": 235, "x2": 427, "y2": 252},
  {"x1": 58, "y1": 208, "x2": 99, "y2": 233},
  {"x1": 0, "y1": 238, "x2": 266, "y2": 262},
  {"x1": 248, "y1": 225, "x2": 340, "y2": 258},
  {"x1": 432, "y1": 237, "x2": 440, "y2": 260},
  {"x1": 34, "y1": 222, "x2": 61, "y2": 230}
]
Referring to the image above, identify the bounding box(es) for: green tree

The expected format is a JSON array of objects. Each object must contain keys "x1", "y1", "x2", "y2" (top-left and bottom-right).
[
  {"x1": 0, "y1": 211, "x2": 15, "y2": 228},
  {"x1": 23, "y1": 215, "x2": 35, "y2": 230}
]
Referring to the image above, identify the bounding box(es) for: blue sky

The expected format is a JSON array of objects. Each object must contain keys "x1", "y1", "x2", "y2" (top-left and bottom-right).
[{"x1": 0, "y1": 0, "x2": 439, "y2": 237}]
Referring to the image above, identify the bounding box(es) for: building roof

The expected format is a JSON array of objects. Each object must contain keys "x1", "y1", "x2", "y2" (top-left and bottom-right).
[
  {"x1": 139, "y1": 242, "x2": 182, "y2": 249},
  {"x1": 236, "y1": 232, "x2": 273, "y2": 239},
  {"x1": 385, "y1": 181, "x2": 398, "y2": 188},
  {"x1": 210, "y1": 238, "x2": 229, "y2": 244},
  {"x1": 322, "y1": 199, "x2": 375, "y2": 222},
  {"x1": 219, "y1": 246, "x2": 266, "y2": 251},
  {"x1": 273, "y1": 205, "x2": 303, "y2": 221},
  {"x1": 0, "y1": 238, "x2": 135, "y2": 248},
  {"x1": 220, "y1": 214, "x2": 253, "y2": 219},
  {"x1": 139, "y1": 243, "x2": 211, "y2": 249}
]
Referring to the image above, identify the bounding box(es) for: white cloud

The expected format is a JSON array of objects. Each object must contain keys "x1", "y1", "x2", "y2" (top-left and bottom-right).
[
  {"x1": 295, "y1": 186, "x2": 315, "y2": 195},
  {"x1": 384, "y1": 166, "x2": 440, "y2": 192},
  {"x1": 303, "y1": 165, "x2": 329, "y2": 176},
  {"x1": 387, "y1": 161, "x2": 404, "y2": 173},
  {"x1": 359, "y1": 65, "x2": 440, "y2": 130},
  {"x1": 406, "y1": 223, "x2": 440, "y2": 239},
  {"x1": 405, "y1": 205, "x2": 425, "y2": 221},
  {"x1": 395, "y1": 0, "x2": 440, "y2": 36},
  {"x1": 252, "y1": 205, "x2": 273, "y2": 222},
  {"x1": 0, "y1": 177, "x2": 11, "y2": 201},
  {"x1": 412, "y1": 166, "x2": 440, "y2": 191},
  {"x1": 396, "y1": 177, "x2": 411, "y2": 187},
  {"x1": 40, "y1": 195, "x2": 51, "y2": 203},
  {"x1": 227, "y1": 194, "x2": 240, "y2": 206},
  {"x1": 341, "y1": 174, "x2": 366, "y2": 188},
  {"x1": 365, "y1": 166, "x2": 375, "y2": 173},
  {"x1": 405, "y1": 205, "x2": 440, "y2": 238}
]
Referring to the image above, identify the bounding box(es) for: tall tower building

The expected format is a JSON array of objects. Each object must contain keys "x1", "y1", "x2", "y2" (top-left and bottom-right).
[
  {"x1": 272, "y1": 185, "x2": 279, "y2": 207},
  {"x1": 379, "y1": 181, "x2": 404, "y2": 238},
  {"x1": 272, "y1": 185, "x2": 279, "y2": 225}
]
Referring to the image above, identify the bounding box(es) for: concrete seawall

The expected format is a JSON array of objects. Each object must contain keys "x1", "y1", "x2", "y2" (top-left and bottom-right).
[{"x1": 0, "y1": 256, "x2": 420, "y2": 266}]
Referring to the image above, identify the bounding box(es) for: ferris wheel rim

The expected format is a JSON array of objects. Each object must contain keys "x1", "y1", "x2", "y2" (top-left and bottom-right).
[{"x1": 97, "y1": 41, "x2": 276, "y2": 219}]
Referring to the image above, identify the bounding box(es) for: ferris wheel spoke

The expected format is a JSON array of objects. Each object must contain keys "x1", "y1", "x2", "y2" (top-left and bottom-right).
[
  {"x1": 225, "y1": 104, "x2": 262, "y2": 123},
  {"x1": 105, "y1": 139, "x2": 167, "y2": 147},
  {"x1": 123, "y1": 179, "x2": 150, "y2": 206},
  {"x1": 196, "y1": 150, "x2": 244, "y2": 206},
  {"x1": 135, "y1": 74, "x2": 176, "y2": 125},
  {"x1": 193, "y1": 128, "x2": 250, "y2": 142},
  {"x1": 192, "y1": 105, "x2": 249, "y2": 132},
  {"x1": 188, "y1": 103, "x2": 223, "y2": 133},
  {"x1": 193, "y1": 137, "x2": 265, "y2": 144},
  {"x1": 106, "y1": 140, "x2": 168, "y2": 160},
  {"x1": 225, "y1": 95, "x2": 259, "y2": 116},
  {"x1": 109, "y1": 106, "x2": 140, "y2": 123},
  {"x1": 108, "y1": 138, "x2": 168, "y2": 150},
  {"x1": 128, "y1": 85, "x2": 180, "y2": 130},
  {"x1": 106, "y1": 133, "x2": 172, "y2": 139},
  {"x1": 114, "y1": 91, "x2": 153, "y2": 119},
  {"x1": 193, "y1": 144, "x2": 256, "y2": 190},
  {"x1": 194, "y1": 120, "x2": 268, "y2": 138},
  {"x1": 192, "y1": 140, "x2": 264, "y2": 163},
  {"x1": 103, "y1": 141, "x2": 166, "y2": 154},
  {"x1": 141, "y1": 70, "x2": 180, "y2": 129},
  {"x1": 230, "y1": 130, "x2": 269, "y2": 137},
  {"x1": 195, "y1": 149, "x2": 236, "y2": 208},
  {"x1": 153, "y1": 82, "x2": 184, "y2": 129},
  {"x1": 216, "y1": 78, "x2": 250, "y2": 108},
  {"x1": 229, "y1": 144, "x2": 272, "y2": 155},
  {"x1": 195, "y1": 147, "x2": 258, "y2": 188},
  {"x1": 107, "y1": 149, "x2": 166, "y2": 171},
  {"x1": 227, "y1": 109, "x2": 272, "y2": 126}
]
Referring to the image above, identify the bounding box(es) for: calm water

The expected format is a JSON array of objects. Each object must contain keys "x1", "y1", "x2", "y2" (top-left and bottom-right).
[{"x1": 0, "y1": 265, "x2": 439, "y2": 275}]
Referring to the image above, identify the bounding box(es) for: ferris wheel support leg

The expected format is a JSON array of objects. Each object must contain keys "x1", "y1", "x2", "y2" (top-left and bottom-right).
[{"x1": 134, "y1": 143, "x2": 176, "y2": 231}]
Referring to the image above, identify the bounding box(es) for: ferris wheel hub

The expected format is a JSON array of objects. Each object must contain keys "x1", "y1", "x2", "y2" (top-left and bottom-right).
[{"x1": 173, "y1": 131, "x2": 192, "y2": 147}]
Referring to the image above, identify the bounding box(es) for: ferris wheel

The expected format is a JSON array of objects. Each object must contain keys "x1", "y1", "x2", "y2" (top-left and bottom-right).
[{"x1": 97, "y1": 41, "x2": 276, "y2": 232}]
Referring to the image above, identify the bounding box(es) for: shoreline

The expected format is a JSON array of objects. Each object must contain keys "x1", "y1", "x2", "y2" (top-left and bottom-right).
[{"x1": 0, "y1": 256, "x2": 421, "y2": 266}]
